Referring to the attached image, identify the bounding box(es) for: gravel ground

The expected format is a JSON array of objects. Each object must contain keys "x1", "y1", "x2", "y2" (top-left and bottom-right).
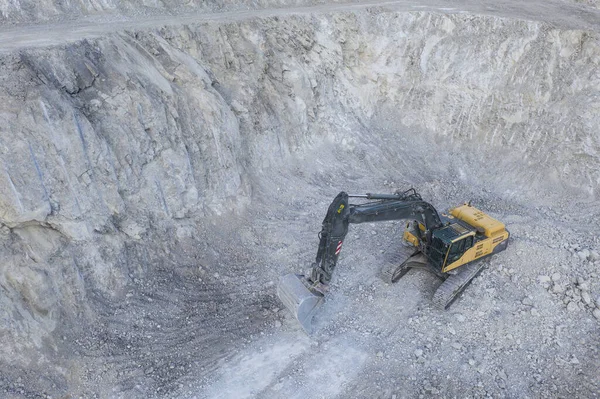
[{"x1": 189, "y1": 125, "x2": 600, "y2": 399}]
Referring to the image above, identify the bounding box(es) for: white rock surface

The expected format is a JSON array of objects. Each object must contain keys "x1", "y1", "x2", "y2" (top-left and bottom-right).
[{"x1": 0, "y1": 2, "x2": 599, "y2": 399}]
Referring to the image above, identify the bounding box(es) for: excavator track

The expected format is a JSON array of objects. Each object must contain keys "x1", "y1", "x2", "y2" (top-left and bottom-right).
[
  {"x1": 380, "y1": 246, "x2": 421, "y2": 284},
  {"x1": 432, "y1": 261, "x2": 486, "y2": 309}
]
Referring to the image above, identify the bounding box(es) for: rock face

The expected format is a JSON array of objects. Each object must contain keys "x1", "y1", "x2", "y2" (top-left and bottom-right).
[
  {"x1": 2, "y1": 14, "x2": 599, "y2": 230},
  {"x1": 0, "y1": 7, "x2": 599, "y2": 399}
]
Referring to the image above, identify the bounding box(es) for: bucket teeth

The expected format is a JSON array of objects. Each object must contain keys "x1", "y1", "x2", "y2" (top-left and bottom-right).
[{"x1": 277, "y1": 274, "x2": 324, "y2": 334}]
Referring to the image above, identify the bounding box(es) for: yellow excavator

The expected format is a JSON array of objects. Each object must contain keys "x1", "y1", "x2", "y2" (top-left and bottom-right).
[{"x1": 277, "y1": 189, "x2": 510, "y2": 333}]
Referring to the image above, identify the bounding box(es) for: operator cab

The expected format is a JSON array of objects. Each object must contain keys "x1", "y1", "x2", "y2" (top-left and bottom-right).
[{"x1": 428, "y1": 223, "x2": 476, "y2": 270}]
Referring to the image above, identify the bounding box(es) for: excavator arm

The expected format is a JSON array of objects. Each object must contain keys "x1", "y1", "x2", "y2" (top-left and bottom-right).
[
  {"x1": 309, "y1": 189, "x2": 442, "y2": 285},
  {"x1": 277, "y1": 188, "x2": 443, "y2": 333}
]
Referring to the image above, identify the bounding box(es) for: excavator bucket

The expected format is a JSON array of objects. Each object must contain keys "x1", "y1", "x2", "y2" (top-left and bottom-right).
[{"x1": 277, "y1": 273, "x2": 324, "y2": 333}]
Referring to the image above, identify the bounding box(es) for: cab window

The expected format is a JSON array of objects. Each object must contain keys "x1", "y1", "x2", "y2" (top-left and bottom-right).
[
  {"x1": 464, "y1": 236, "x2": 474, "y2": 250},
  {"x1": 446, "y1": 236, "x2": 473, "y2": 264},
  {"x1": 428, "y1": 236, "x2": 448, "y2": 268}
]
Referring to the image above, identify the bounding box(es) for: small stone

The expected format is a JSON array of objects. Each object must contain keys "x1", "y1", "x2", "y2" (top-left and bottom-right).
[
  {"x1": 377, "y1": 351, "x2": 384, "y2": 358},
  {"x1": 551, "y1": 273, "x2": 561, "y2": 282},
  {"x1": 530, "y1": 308, "x2": 539, "y2": 316},
  {"x1": 552, "y1": 284, "x2": 565, "y2": 294},
  {"x1": 596, "y1": 296, "x2": 600, "y2": 308},
  {"x1": 589, "y1": 250, "x2": 600, "y2": 261},
  {"x1": 522, "y1": 297, "x2": 534, "y2": 306},
  {"x1": 468, "y1": 358, "x2": 476, "y2": 366},
  {"x1": 593, "y1": 309, "x2": 600, "y2": 320},
  {"x1": 498, "y1": 379, "x2": 507, "y2": 390},
  {"x1": 577, "y1": 249, "x2": 590, "y2": 261},
  {"x1": 578, "y1": 282, "x2": 590, "y2": 292},
  {"x1": 414, "y1": 349, "x2": 423, "y2": 358},
  {"x1": 274, "y1": 320, "x2": 282, "y2": 328},
  {"x1": 567, "y1": 301, "x2": 579, "y2": 312},
  {"x1": 451, "y1": 342, "x2": 462, "y2": 350},
  {"x1": 454, "y1": 313, "x2": 466, "y2": 323},
  {"x1": 581, "y1": 291, "x2": 592, "y2": 305},
  {"x1": 448, "y1": 326, "x2": 456, "y2": 335},
  {"x1": 538, "y1": 275, "x2": 551, "y2": 285},
  {"x1": 498, "y1": 369, "x2": 508, "y2": 380},
  {"x1": 570, "y1": 243, "x2": 580, "y2": 251}
]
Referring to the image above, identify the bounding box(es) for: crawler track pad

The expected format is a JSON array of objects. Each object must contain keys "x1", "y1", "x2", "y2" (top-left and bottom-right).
[{"x1": 277, "y1": 274, "x2": 324, "y2": 334}]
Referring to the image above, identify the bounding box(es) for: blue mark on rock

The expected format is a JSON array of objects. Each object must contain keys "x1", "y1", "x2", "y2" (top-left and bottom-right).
[{"x1": 28, "y1": 142, "x2": 50, "y2": 206}]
